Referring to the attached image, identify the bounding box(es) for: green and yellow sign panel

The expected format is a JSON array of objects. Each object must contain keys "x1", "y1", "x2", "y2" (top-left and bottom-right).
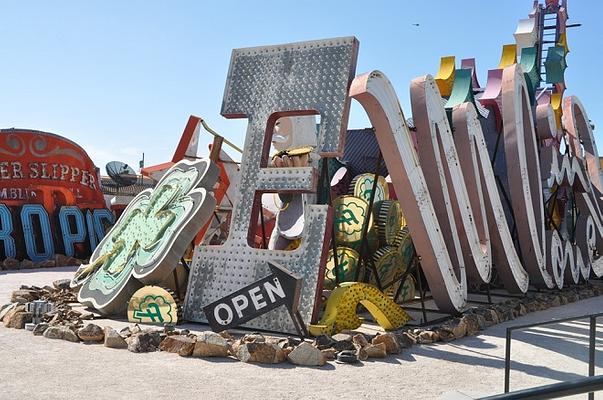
[
  {"x1": 349, "y1": 174, "x2": 389, "y2": 204},
  {"x1": 324, "y1": 247, "x2": 359, "y2": 289},
  {"x1": 374, "y1": 200, "x2": 401, "y2": 246},
  {"x1": 127, "y1": 286, "x2": 181, "y2": 325},
  {"x1": 333, "y1": 196, "x2": 371, "y2": 244}
]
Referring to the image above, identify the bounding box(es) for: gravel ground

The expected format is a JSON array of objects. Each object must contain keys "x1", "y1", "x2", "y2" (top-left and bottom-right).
[{"x1": 0, "y1": 267, "x2": 601, "y2": 400}]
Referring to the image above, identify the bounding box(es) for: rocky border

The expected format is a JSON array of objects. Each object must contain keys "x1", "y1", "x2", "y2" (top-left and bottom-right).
[
  {"x1": 1, "y1": 255, "x2": 85, "y2": 271},
  {"x1": 1, "y1": 281, "x2": 602, "y2": 367}
]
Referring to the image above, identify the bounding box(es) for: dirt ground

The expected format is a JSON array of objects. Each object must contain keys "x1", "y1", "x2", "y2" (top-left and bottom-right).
[{"x1": 0, "y1": 267, "x2": 601, "y2": 400}]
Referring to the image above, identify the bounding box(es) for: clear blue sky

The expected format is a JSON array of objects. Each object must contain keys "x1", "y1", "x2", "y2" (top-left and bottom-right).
[{"x1": 1, "y1": 1, "x2": 601, "y2": 170}]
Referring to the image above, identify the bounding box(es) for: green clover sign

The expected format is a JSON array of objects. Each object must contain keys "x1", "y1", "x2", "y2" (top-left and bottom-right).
[{"x1": 72, "y1": 159, "x2": 218, "y2": 315}]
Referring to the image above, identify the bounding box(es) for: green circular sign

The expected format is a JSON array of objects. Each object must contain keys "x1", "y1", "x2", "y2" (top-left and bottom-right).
[
  {"x1": 349, "y1": 174, "x2": 389, "y2": 203},
  {"x1": 333, "y1": 196, "x2": 371, "y2": 244},
  {"x1": 374, "y1": 200, "x2": 401, "y2": 246},
  {"x1": 324, "y1": 247, "x2": 360, "y2": 289}
]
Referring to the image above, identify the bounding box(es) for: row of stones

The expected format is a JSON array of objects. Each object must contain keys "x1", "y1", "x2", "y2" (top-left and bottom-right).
[
  {"x1": 1, "y1": 281, "x2": 602, "y2": 366},
  {"x1": 403, "y1": 285, "x2": 603, "y2": 345},
  {"x1": 1, "y1": 255, "x2": 85, "y2": 271},
  {"x1": 5, "y1": 314, "x2": 402, "y2": 366}
]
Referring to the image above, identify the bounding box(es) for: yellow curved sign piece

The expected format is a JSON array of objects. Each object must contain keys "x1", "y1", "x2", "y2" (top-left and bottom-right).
[
  {"x1": 558, "y1": 32, "x2": 569, "y2": 54},
  {"x1": 309, "y1": 282, "x2": 411, "y2": 336},
  {"x1": 498, "y1": 44, "x2": 517, "y2": 68},
  {"x1": 551, "y1": 93, "x2": 563, "y2": 129},
  {"x1": 435, "y1": 56, "x2": 456, "y2": 97}
]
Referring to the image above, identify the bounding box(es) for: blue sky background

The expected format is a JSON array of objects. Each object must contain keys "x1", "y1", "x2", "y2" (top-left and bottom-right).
[{"x1": 1, "y1": 1, "x2": 601, "y2": 171}]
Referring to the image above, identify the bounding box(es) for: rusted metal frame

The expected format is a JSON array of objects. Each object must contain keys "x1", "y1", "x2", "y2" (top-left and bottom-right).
[
  {"x1": 320, "y1": 157, "x2": 341, "y2": 286},
  {"x1": 259, "y1": 206, "x2": 268, "y2": 249},
  {"x1": 494, "y1": 173, "x2": 526, "y2": 265},
  {"x1": 391, "y1": 251, "x2": 419, "y2": 302},
  {"x1": 354, "y1": 147, "x2": 384, "y2": 290},
  {"x1": 569, "y1": 188, "x2": 579, "y2": 244},
  {"x1": 544, "y1": 185, "x2": 562, "y2": 234},
  {"x1": 287, "y1": 308, "x2": 308, "y2": 340},
  {"x1": 414, "y1": 261, "x2": 431, "y2": 325},
  {"x1": 485, "y1": 282, "x2": 493, "y2": 304},
  {"x1": 489, "y1": 120, "x2": 528, "y2": 277},
  {"x1": 174, "y1": 263, "x2": 182, "y2": 300}
]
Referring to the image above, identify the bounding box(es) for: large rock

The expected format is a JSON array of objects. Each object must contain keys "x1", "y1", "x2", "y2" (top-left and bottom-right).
[
  {"x1": 461, "y1": 314, "x2": 482, "y2": 335},
  {"x1": 11, "y1": 289, "x2": 39, "y2": 303},
  {"x1": 2, "y1": 305, "x2": 26, "y2": 326},
  {"x1": 54, "y1": 254, "x2": 71, "y2": 267},
  {"x1": 321, "y1": 348, "x2": 337, "y2": 360},
  {"x1": 20, "y1": 259, "x2": 35, "y2": 269},
  {"x1": 38, "y1": 259, "x2": 56, "y2": 268},
  {"x1": 234, "y1": 342, "x2": 286, "y2": 364},
  {"x1": 356, "y1": 346, "x2": 368, "y2": 361},
  {"x1": 5, "y1": 311, "x2": 32, "y2": 329},
  {"x1": 417, "y1": 330, "x2": 440, "y2": 344},
  {"x1": 43, "y1": 326, "x2": 79, "y2": 342},
  {"x1": 372, "y1": 333, "x2": 401, "y2": 354},
  {"x1": 242, "y1": 333, "x2": 266, "y2": 343},
  {"x1": 514, "y1": 303, "x2": 528, "y2": 317},
  {"x1": 313, "y1": 335, "x2": 336, "y2": 350},
  {"x1": 331, "y1": 333, "x2": 353, "y2": 342},
  {"x1": 33, "y1": 323, "x2": 49, "y2": 336},
  {"x1": 352, "y1": 333, "x2": 369, "y2": 348},
  {"x1": 397, "y1": 331, "x2": 416, "y2": 348},
  {"x1": 53, "y1": 279, "x2": 72, "y2": 291},
  {"x1": 476, "y1": 308, "x2": 500, "y2": 327},
  {"x1": 277, "y1": 337, "x2": 301, "y2": 351},
  {"x1": 192, "y1": 331, "x2": 230, "y2": 357},
  {"x1": 160, "y1": 335, "x2": 196, "y2": 356},
  {"x1": 77, "y1": 323, "x2": 105, "y2": 343},
  {"x1": 365, "y1": 342, "x2": 387, "y2": 358},
  {"x1": 436, "y1": 318, "x2": 467, "y2": 341},
  {"x1": 0, "y1": 303, "x2": 17, "y2": 322},
  {"x1": 104, "y1": 327, "x2": 128, "y2": 349},
  {"x1": 3, "y1": 257, "x2": 20, "y2": 270},
  {"x1": 287, "y1": 342, "x2": 326, "y2": 366},
  {"x1": 128, "y1": 332, "x2": 162, "y2": 353}
]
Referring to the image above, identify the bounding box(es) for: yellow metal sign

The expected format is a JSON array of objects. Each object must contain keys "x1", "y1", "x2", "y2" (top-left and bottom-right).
[
  {"x1": 374, "y1": 200, "x2": 401, "y2": 246},
  {"x1": 333, "y1": 196, "x2": 371, "y2": 243},
  {"x1": 324, "y1": 247, "x2": 359, "y2": 289},
  {"x1": 373, "y1": 246, "x2": 403, "y2": 288},
  {"x1": 127, "y1": 286, "x2": 181, "y2": 325},
  {"x1": 309, "y1": 282, "x2": 411, "y2": 336},
  {"x1": 349, "y1": 174, "x2": 389, "y2": 204}
]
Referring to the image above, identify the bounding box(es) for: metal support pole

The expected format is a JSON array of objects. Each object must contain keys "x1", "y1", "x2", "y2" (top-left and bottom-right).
[
  {"x1": 321, "y1": 158, "x2": 340, "y2": 286},
  {"x1": 505, "y1": 328, "x2": 512, "y2": 393},
  {"x1": 416, "y1": 261, "x2": 428, "y2": 325},
  {"x1": 172, "y1": 267, "x2": 181, "y2": 301},
  {"x1": 589, "y1": 316, "x2": 596, "y2": 400},
  {"x1": 354, "y1": 149, "x2": 383, "y2": 289},
  {"x1": 259, "y1": 206, "x2": 268, "y2": 249}
]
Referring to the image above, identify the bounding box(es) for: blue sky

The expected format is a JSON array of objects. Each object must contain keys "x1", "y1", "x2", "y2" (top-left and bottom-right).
[{"x1": 1, "y1": 1, "x2": 601, "y2": 170}]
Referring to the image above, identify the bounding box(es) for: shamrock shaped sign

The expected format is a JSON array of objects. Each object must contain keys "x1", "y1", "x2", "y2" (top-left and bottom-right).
[{"x1": 71, "y1": 159, "x2": 218, "y2": 315}]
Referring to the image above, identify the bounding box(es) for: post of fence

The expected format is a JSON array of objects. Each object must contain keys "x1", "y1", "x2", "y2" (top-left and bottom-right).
[
  {"x1": 589, "y1": 316, "x2": 596, "y2": 400},
  {"x1": 504, "y1": 328, "x2": 512, "y2": 393}
]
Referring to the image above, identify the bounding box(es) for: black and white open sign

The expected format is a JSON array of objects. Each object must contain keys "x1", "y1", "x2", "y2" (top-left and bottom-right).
[{"x1": 202, "y1": 262, "x2": 303, "y2": 332}]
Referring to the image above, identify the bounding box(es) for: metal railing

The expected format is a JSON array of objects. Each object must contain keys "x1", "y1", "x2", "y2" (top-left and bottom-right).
[
  {"x1": 482, "y1": 375, "x2": 603, "y2": 399},
  {"x1": 503, "y1": 312, "x2": 602, "y2": 399}
]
